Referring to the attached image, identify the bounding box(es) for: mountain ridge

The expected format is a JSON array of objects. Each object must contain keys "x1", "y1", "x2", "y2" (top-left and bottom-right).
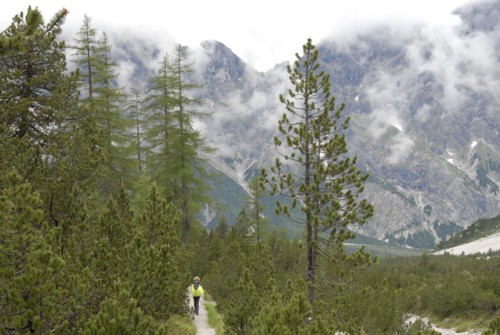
[
  {"x1": 109, "y1": 0, "x2": 500, "y2": 248},
  {"x1": 208, "y1": 1, "x2": 498, "y2": 248}
]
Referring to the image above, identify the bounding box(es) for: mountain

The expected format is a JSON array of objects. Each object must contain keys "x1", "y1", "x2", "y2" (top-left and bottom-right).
[{"x1": 110, "y1": 0, "x2": 500, "y2": 248}]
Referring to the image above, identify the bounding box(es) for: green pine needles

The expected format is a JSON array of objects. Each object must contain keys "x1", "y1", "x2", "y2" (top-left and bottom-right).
[{"x1": 261, "y1": 38, "x2": 374, "y2": 307}]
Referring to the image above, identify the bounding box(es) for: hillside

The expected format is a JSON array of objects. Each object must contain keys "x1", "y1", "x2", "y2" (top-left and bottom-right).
[
  {"x1": 433, "y1": 232, "x2": 500, "y2": 255},
  {"x1": 435, "y1": 215, "x2": 500, "y2": 251}
]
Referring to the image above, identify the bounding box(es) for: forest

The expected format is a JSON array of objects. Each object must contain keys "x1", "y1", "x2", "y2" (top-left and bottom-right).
[{"x1": 1, "y1": 6, "x2": 499, "y2": 335}]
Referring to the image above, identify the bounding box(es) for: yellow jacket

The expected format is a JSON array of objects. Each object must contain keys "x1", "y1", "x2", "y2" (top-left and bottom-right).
[{"x1": 192, "y1": 283, "x2": 204, "y2": 297}]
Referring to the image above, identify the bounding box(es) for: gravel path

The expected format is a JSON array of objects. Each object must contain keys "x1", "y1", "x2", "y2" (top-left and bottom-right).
[{"x1": 188, "y1": 289, "x2": 216, "y2": 335}]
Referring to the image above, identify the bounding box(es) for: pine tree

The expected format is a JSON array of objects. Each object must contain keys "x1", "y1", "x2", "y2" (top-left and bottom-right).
[
  {"x1": 128, "y1": 183, "x2": 188, "y2": 318},
  {"x1": 0, "y1": 6, "x2": 102, "y2": 229},
  {"x1": 0, "y1": 6, "x2": 71, "y2": 155},
  {"x1": 79, "y1": 283, "x2": 167, "y2": 335},
  {"x1": 144, "y1": 45, "x2": 213, "y2": 244},
  {"x1": 0, "y1": 169, "x2": 67, "y2": 333},
  {"x1": 231, "y1": 209, "x2": 253, "y2": 242},
  {"x1": 213, "y1": 215, "x2": 229, "y2": 238},
  {"x1": 251, "y1": 283, "x2": 312, "y2": 335},
  {"x1": 82, "y1": 193, "x2": 132, "y2": 315},
  {"x1": 0, "y1": 7, "x2": 65, "y2": 55},
  {"x1": 261, "y1": 38, "x2": 374, "y2": 306},
  {"x1": 223, "y1": 268, "x2": 261, "y2": 335}
]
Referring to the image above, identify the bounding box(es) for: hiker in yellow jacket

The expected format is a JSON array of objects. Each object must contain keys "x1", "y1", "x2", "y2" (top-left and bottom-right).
[{"x1": 191, "y1": 276, "x2": 204, "y2": 315}]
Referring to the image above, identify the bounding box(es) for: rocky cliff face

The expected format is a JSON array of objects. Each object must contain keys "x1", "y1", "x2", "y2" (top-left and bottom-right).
[
  {"x1": 190, "y1": 1, "x2": 500, "y2": 248},
  {"x1": 109, "y1": 1, "x2": 500, "y2": 248}
]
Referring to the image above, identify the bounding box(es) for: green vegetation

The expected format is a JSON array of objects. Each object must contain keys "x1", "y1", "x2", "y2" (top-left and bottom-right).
[
  {"x1": 198, "y1": 219, "x2": 500, "y2": 334},
  {"x1": 1, "y1": 7, "x2": 499, "y2": 335},
  {"x1": 205, "y1": 300, "x2": 225, "y2": 334},
  {"x1": 164, "y1": 315, "x2": 196, "y2": 335}
]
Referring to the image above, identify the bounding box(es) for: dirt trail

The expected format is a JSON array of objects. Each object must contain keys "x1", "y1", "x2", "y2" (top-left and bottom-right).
[{"x1": 188, "y1": 289, "x2": 216, "y2": 335}]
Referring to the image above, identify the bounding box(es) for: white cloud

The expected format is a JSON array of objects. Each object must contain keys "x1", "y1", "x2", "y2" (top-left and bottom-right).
[
  {"x1": 415, "y1": 104, "x2": 432, "y2": 123},
  {"x1": 386, "y1": 132, "x2": 415, "y2": 165},
  {"x1": 1, "y1": 0, "x2": 489, "y2": 72},
  {"x1": 353, "y1": 1, "x2": 498, "y2": 163},
  {"x1": 406, "y1": 23, "x2": 500, "y2": 112}
]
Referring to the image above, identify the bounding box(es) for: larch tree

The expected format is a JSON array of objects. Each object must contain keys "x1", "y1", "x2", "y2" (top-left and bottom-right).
[
  {"x1": 93, "y1": 32, "x2": 135, "y2": 192},
  {"x1": 247, "y1": 175, "x2": 268, "y2": 243},
  {"x1": 71, "y1": 14, "x2": 99, "y2": 101},
  {"x1": 144, "y1": 45, "x2": 212, "y2": 244},
  {"x1": 143, "y1": 52, "x2": 175, "y2": 166},
  {"x1": 72, "y1": 18, "x2": 133, "y2": 194},
  {"x1": 126, "y1": 88, "x2": 146, "y2": 173},
  {"x1": 261, "y1": 38, "x2": 374, "y2": 307}
]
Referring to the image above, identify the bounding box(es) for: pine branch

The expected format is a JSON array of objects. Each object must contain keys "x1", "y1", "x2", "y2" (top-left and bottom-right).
[
  {"x1": 44, "y1": 8, "x2": 69, "y2": 35},
  {"x1": 24, "y1": 7, "x2": 43, "y2": 36}
]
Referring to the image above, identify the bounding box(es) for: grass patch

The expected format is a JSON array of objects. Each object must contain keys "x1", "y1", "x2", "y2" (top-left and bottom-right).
[
  {"x1": 205, "y1": 302, "x2": 224, "y2": 334},
  {"x1": 164, "y1": 314, "x2": 196, "y2": 335},
  {"x1": 204, "y1": 294, "x2": 224, "y2": 335}
]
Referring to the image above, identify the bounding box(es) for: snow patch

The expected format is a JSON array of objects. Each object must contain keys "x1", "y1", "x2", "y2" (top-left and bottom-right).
[
  {"x1": 392, "y1": 123, "x2": 403, "y2": 132},
  {"x1": 433, "y1": 232, "x2": 500, "y2": 256},
  {"x1": 471, "y1": 141, "x2": 478, "y2": 148}
]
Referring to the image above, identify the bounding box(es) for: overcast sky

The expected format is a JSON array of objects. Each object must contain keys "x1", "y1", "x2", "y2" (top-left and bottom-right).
[{"x1": 1, "y1": 0, "x2": 489, "y2": 72}]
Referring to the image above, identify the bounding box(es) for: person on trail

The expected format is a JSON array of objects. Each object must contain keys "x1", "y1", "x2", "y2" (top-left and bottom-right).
[{"x1": 191, "y1": 276, "x2": 204, "y2": 315}]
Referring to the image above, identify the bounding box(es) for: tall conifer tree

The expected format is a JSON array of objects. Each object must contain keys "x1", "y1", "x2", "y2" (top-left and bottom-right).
[
  {"x1": 93, "y1": 32, "x2": 134, "y2": 191},
  {"x1": 0, "y1": 7, "x2": 101, "y2": 228},
  {"x1": 71, "y1": 15, "x2": 98, "y2": 101},
  {"x1": 127, "y1": 88, "x2": 145, "y2": 173},
  {"x1": 72, "y1": 17, "x2": 134, "y2": 194},
  {"x1": 261, "y1": 38, "x2": 374, "y2": 306},
  {"x1": 248, "y1": 175, "x2": 268, "y2": 243},
  {"x1": 144, "y1": 45, "x2": 212, "y2": 244}
]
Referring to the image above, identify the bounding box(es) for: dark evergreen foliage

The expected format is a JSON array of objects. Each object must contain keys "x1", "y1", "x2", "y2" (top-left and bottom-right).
[
  {"x1": 261, "y1": 38, "x2": 374, "y2": 306},
  {"x1": 1, "y1": 7, "x2": 498, "y2": 335}
]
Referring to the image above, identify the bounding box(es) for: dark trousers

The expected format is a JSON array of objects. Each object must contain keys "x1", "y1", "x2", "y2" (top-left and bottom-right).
[{"x1": 193, "y1": 296, "x2": 200, "y2": 314}]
